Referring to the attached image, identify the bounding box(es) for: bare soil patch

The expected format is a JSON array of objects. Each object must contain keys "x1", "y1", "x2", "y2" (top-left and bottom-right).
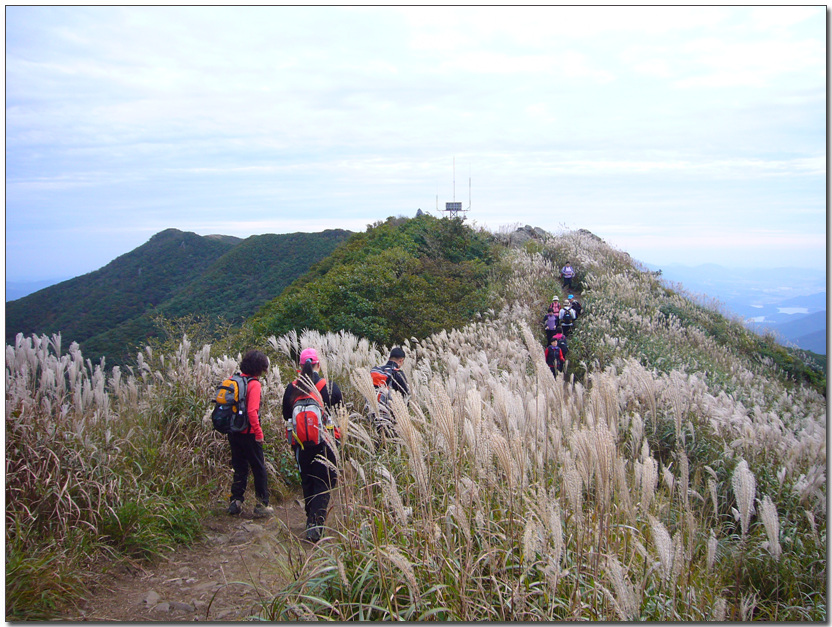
[{"x1": 65, "y1": 491, "x2": 324, "y2": 622}]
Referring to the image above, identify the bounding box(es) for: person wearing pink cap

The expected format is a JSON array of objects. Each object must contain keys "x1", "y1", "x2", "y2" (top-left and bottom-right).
[{"x1": 282, "y1": 347, "x2": 343, "y2": 542}]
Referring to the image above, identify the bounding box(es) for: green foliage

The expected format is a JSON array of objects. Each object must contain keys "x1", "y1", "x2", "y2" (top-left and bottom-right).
[
  {"x1": 657, "y1": 300, "x2": 826, "y2": 395},
  {"x1": 249, "y1": 215, "x2": 498, "y2": 346},
  {"x1": 100, "y1": 497, "x2": 203, "y2": 560},
  {"x1": 6, "y1": 532, "x2": 87, "y2": 621},
  {"x1": 5, "y1": 228, "x2": 351, "y2": 366}
]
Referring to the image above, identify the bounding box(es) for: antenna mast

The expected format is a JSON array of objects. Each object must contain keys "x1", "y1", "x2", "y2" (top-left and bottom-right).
[
  {"x1": 453, "y1": 156, "x2": 456, "y2": 202},
  {"x1": 442, "y1": 157, "x2": 469, "y2": 220},
  {"x1": 468, "y1": 175, "x2": 471, "y2": 210}
]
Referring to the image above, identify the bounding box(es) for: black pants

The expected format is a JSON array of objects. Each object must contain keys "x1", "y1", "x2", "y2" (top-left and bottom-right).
[
  {"x1": 228, "y1": 433, "x2": 269, "y2": 505},
  {"x1": 295, "y1": 442, "x2": 338, "y2": 526},
  {"x1": 562, "y1": 276, "x2": 573, "y2": 289}
]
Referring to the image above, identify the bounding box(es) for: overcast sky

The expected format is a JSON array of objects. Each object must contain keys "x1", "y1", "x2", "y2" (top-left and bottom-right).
[{"x1": 5, "y1": 6, "x2": 826, "y2": 282}]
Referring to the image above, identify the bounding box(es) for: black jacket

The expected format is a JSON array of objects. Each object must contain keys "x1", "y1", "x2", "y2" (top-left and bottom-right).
[{"x1": 376, "y1": 360, "x2": 409, "y2": 397}]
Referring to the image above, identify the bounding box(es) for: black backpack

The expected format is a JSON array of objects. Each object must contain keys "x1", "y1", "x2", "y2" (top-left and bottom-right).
[
  {"x1": 561, "y1": 308, "x2": 574, "y2": 324},
  {"x1": 211, "y1": 374, "x2": 250, "y2": 434},
  {"x1": 556, "y1": 338, "x2": 569, "y2": 359}
]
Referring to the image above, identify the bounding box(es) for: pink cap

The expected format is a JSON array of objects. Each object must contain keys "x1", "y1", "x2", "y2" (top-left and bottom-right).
[{"x1": 299, "y1": 348, "x2": 319, "y2": 365}]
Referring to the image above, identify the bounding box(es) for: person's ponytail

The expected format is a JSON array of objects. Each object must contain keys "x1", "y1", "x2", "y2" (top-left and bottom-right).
[
  {"x1": 300, "y1": 358, "x2": 316, "y2": 380},
  {"x1": 292, "y1": 358, "x2": 318, "y2": 403}
]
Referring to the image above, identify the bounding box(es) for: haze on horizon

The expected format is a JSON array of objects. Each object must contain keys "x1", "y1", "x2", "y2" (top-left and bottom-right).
[{"x1": 5, "y1": 6, "x2": 826, "y2": 282}]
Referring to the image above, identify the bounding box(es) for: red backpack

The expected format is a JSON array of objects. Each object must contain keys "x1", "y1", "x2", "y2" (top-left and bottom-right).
[{"x1": 287, "y1": 378, "x2": 331, "y2": 448}]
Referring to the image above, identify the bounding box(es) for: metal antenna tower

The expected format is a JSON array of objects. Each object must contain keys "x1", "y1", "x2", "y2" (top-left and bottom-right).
[{"x1": 443, "y1": 156, "x2": 469, "y2": 219}]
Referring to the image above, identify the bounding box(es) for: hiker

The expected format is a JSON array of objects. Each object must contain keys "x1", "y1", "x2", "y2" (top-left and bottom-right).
[
  {"x1": 547, "y1": 295, "x2": 561, "y2": 315},
  {"x1": 559, "y1": 302, "x2": 575, "y2": 335},
  {"x1": 377, "y1": 346, "x2": 410, "y2": 397},
  {"x1": 569, "y1": 295, "x2": 582, "y2": 318},
  {"x1": 282, "y1": 348, "x2": 343, "y2": 543},
  {"x1": 556, "y1": 331, "x2": 569, "y2": 373},
  {"x1": 369, "y1": 346, "x2": 410, "y2": 434},
  {"x1": 544, "y1": 331, "x2": 568, "y2": 378},
  {"x1": 542, "y1": 309, "x2": 560, "y2": 344},
  {"x1": 560, "y1": 262, "x2": 575, "y2": 289},
  {"x1": 227, "y1": 350, "x2": 274, "y2": 519}
]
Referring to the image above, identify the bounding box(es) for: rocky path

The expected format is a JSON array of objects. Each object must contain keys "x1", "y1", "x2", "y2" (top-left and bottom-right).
[{"x1": 66, "y1": 492, "x2": 320, "y2": 622}]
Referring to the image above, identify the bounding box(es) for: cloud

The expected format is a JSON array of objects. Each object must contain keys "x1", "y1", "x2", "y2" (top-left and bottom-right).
[{"x1": 4, "y1": 6, "x2": 826, "y2": 281}]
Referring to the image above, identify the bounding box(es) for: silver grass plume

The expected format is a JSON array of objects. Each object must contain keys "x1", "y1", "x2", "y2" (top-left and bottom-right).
[
  {"x1": 604, "y1": 555, "x2": 639, "y2": 620},
  {"x1": 640, "y1": 455, "x2": 658, "y2": 514},
  {"x1": 490, "y1": 431, "x2": 515, "y2": 490},
  {"x1": 350, "y1": 367, "x2": 379, "y2": 417},
  {"x1": 708, "y1": 478, "x2": 718, "y2": 520},
  {"x1": 377, "y1": 545, "x2": 421, "y2": 603},
  {"x1": 671, "y1": 530, "x2": 685, "y2": 584},
  {"x1": 614, "y1": 456, "x2": 635, "y2": 524},
  {"x1": 593, "y1": 421, "x2": 616, "y2": 512},
  {"x1": 564, "y1": 466, "x2": 583, "y2": 516},
  {"x1": 806, "y1": 510, "x2": 820, "y2": 545},
  {"x1": 707, "y1": 530, "x2": 718, "y2": 570},
  {"x1": 427, "y1": 379, "x2": 458, "y2": 460},
  {"x1": 391, "y1": 391, "x2": 428, "y2": 499},
  {"x1": 740, "y1": 592, "x2": 759, "y2": 621},
  {"x1": 731, "y1": 459, "x2": 756, "y2": 538},
  {"x1": 377, "y1": 465, "x2": 408, "y2": 525},
  {"x1": 713, "y1": 598, "x2": 727, "y2": 621},
  {"x1": 445, "y1": 500, "x2": 471, "y2": 544},
  {"x1": 522, "y1": 516, "x2": 543, "y2": 569},
  {"x1": 569, "y1": 428, "x2": 595, "y2": 489},
  {"x1": 759, "y1": 494, "x2": 782, "y2": 561},
  {"x1": 648, "y1": 515, "x2": 674, "y2": 581},
  {"x1": 662, "y1": 465, "x2": 675, "y2": 497}
]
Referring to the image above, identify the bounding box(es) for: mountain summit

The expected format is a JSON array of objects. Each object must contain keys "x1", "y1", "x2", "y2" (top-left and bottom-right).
[{"x1": 5, "y1": 228, "x2": 351, "y2": 364}]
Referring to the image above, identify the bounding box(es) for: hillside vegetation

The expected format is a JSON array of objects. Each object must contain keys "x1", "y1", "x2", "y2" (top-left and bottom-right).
[
  {"x1": 5, "y1": 223, "x2": 826, "y2": 621},
  {"x1": 5, "y1": 228, "x2": 351, "y2": 365},
  {"x1": 246, "y1": 215, "x2": 500, "y2": 348}
]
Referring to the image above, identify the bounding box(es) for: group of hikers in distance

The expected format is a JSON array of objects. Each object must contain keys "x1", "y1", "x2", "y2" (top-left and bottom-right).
[
  {"x1": 543, "y1": 261, "x2": 582, "y2": 380},
  {"x1": 212, "y1": 262, "x2": 578, "y2": 543},
  {"x1": 212, "y1": 346, "x2": 409, "y2": 543}
]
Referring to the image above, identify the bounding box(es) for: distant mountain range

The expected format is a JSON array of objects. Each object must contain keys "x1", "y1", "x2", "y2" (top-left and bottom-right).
[
  {"x1": 5, "y1": 228, "x2": 352, "y2": 364},
  {"x1": 8, "y1": 237, "x2": 825, "y2": 363},
  {"x1": 644, "y1": 263, "x2": 826, "y2": 355}
]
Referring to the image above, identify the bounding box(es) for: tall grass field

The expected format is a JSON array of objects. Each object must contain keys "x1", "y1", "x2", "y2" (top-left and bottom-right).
[{"x1": 6, "y1": 229, "x2": 826, "y2": 620}]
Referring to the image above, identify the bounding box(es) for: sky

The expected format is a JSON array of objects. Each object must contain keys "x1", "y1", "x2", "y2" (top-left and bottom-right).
[{"x1": 5, "y1": 6, "x2": 827, "y2": 283}]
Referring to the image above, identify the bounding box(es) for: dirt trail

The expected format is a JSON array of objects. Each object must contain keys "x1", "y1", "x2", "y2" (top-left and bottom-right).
[
  {"x1": 66, "y1": 492, "x2": 329, "y2": 622},
  {"x1": 63, "y1": 288, "x2": 581, "y2": 622}
]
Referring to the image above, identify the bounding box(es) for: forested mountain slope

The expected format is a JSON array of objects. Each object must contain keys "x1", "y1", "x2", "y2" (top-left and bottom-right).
[
  {"x1": 6, "y1": 224, "x2": 826, "y2": 621},
  {"x1": 247, "y1": 215, "x2": 500, "y2": 347},
  {"x1": 5, "y1": 228, "x2": 351, "y2": 364}
]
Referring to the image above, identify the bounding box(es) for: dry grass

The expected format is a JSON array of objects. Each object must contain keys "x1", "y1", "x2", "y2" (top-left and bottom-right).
[{"x1": 7, "y1": 228, "x2": 826, "y2": 621}]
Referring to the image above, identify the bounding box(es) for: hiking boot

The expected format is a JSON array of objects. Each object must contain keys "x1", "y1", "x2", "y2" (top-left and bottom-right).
[
  {"x1": 252, "y1": 502, "x2": 274, "y2": 518},
  {"x1": 305, "y1": 521, "x2": 322, "y2": 543},
  {"x1": 227, "y1": 499, "x2": 243, "y2": 516}
]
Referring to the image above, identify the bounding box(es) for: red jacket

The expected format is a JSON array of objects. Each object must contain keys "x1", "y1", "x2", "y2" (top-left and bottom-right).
[{"x1": 240, "y1": 374, "x2": 264, "y2": 440}]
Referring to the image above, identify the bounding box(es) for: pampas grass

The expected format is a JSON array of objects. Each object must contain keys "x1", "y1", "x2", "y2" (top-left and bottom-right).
[{"x1": 8, "y1": 227, "x2": 826, "y2": 621}]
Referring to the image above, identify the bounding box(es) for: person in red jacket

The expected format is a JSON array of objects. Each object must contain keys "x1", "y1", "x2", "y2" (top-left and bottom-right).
[{"x1": 227, "y1": 349, "x2": 273, "y2": 518}]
